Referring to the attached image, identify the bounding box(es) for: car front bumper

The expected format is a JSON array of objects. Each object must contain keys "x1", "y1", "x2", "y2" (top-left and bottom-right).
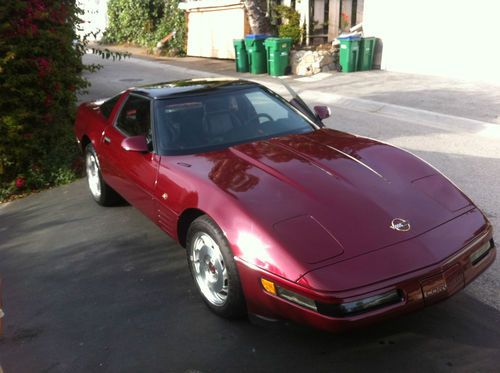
[{"x1": 235, "y1": 225, "x2": 495, "y2": 333}]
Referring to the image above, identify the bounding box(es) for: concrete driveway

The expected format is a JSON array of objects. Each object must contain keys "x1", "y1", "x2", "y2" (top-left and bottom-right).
[{"x1": 1, "y1": 55, "x2": 499, "y2": 372}]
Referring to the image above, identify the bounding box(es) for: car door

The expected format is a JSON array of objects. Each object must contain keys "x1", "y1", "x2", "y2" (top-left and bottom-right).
[{"x1": 99, "y1": 93, "x2": 160, "y2": 221}]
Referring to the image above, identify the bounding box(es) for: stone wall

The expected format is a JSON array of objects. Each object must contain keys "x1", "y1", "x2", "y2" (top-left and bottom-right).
[{"x1": 290, "y1": 48, "x2": 339, "y2": 76}]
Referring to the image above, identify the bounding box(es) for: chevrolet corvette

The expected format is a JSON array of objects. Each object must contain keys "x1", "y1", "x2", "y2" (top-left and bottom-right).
[{"x1": 75, "y1": 78, "x2": 495, "y2": 332}]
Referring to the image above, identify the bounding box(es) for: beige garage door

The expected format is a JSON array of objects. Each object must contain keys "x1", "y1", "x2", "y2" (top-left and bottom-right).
[{"x1": 187, "y1": 6, "x2": 249, "y2": 59}]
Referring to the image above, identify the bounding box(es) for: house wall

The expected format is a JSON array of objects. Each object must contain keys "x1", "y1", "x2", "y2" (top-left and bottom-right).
[{"x1": 363, "y1": 0, "x2": 500, "y2": 83}]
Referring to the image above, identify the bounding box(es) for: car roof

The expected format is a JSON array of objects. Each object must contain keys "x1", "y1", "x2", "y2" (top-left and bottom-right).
[{"x1": 129, "y1": 78, "x2": 261, "y2": 99}]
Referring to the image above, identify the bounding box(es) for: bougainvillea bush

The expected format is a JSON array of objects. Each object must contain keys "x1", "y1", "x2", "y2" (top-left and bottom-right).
[
  {"x1": 104, "y1": 0, "x2": 186, "y2": 54},
  {"x1": 0, "y1": 0, "x2": 93, "y2": 201}
]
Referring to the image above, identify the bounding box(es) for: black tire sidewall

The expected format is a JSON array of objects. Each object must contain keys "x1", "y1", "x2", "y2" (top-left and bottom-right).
[
  {"x1": 84, "y1": 143, "x2": 119, "y2": 206},
  {"x1": 186, "y1": 215, "x2": 246, "y2": 319}
]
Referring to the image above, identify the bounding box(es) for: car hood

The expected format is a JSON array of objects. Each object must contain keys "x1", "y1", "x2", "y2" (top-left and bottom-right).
[{"x1": 182, "y1": 129, "x2": 473, "y2": 275}]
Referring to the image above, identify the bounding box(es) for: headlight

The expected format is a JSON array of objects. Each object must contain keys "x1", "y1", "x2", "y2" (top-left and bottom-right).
[
  {"x1": 260, "y1": 278, "x2": 317, "y2": 311},
  {"x1": 260, "y1": 278, "x2": 402, "y2": 316},
  {"x1": 470, "y1": 239, "x2": 493, "y2": 265},
  {"x1": 316, "y1": 289, "x2": 403, "y2": 317},
  {"x1": 276, "y1": 285, "x2": 317, "y2": 311}
]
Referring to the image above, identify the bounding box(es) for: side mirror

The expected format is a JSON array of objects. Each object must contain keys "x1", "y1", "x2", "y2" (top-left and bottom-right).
[
  {"x1": 313, "y1": 105, "x2": 331, "y2": 120},
  {"x1": 121, "y1": 135, "x2": 149, "y2": 152}
]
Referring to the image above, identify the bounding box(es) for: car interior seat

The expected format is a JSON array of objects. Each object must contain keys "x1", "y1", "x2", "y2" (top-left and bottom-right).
[{"x1": 202, "y1": 96, "x2": 242, "y2": 142}]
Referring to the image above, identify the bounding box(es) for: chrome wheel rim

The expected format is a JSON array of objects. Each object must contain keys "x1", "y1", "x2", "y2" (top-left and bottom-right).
[
  {"x1": 190, "y1": 233, "x2": 228, "y2": 306},
  {"x1": 86, "y1": 151, "x2": 101, "y2": 199}
]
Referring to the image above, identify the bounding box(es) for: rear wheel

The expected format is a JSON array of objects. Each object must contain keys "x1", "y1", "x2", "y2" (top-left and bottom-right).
[
  {"x1": 85, "y1": 143, "x2": 121, "y2": 206},
  {"x1": 187, "y1": 215, "x2": 246, "y2": 318}
]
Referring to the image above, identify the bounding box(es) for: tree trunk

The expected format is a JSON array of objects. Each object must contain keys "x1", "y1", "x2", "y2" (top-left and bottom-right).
[{"x1": 243, "y1": 0, "x2": 272, "y2": 34}]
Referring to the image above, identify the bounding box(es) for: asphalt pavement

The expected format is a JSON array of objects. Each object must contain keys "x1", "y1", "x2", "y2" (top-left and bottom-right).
[{"x1": 1, "y1": 54, "x2": 500, "y2": 372}]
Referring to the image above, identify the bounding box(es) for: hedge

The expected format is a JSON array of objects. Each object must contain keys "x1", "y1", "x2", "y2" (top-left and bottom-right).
[
  {"x1": 0, "y1": 0, "x2": 108, "y2": 201},
  {"x1": 104, "y1": 0, "x2": 186, "y2": 54}
]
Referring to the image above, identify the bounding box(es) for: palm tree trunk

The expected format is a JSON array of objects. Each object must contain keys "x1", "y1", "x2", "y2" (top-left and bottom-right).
[{"x1": 243, "y1": 0, "x2": 272, "y2": 34}]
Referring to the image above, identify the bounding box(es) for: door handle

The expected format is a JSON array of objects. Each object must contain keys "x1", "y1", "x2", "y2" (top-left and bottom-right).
[{"x1": 103, "y1": 136, "x2": 111, "y2": 144}]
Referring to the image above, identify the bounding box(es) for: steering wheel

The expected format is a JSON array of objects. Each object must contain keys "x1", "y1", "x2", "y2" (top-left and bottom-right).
[{"x1": 244, "y1": 113, "x2": 274, "y2": 126}]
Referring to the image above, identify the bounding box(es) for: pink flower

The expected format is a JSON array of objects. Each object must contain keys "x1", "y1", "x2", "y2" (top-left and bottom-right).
[
  {"x1": 36, "y1": 57, "x2": 51, "y2": 78},
  {"x1": 15, "y1": 177, "x2": 26, "y2": 190},
  {"x1": 44, "y1": 94, "x2": 53, "y2": 108},
  {"x1": 31, "y1": 0, "x2": 46, "y2": 13}
]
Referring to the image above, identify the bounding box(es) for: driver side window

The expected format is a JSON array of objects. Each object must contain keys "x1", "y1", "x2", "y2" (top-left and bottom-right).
[{"x1": 116, "y1": 95, "x2": 151, "y2": 137}]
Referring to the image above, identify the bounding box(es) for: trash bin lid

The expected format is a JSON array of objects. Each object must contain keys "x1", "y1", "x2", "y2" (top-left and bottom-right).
[
  {"x1": 245, "y1": 34, "x2": 270, "y2": 40},
  {"x1": 337, "y1": 34, "x2": 361, "y2": 41},
  {"x1": 263, "y1": 37, "x2": 280, "y2": 45}
]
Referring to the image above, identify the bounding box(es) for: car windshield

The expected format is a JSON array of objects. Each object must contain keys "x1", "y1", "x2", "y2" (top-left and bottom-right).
[{"x1": 154, "y1": 86, "x2": 315, "y2": 155}]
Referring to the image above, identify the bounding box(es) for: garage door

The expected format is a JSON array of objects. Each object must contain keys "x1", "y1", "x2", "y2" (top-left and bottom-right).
[{"x1": 186, "y1": 5, "x2": 248, "y2": 59}]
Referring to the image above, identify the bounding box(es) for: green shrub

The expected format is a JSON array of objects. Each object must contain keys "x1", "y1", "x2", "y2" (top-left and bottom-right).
[
  {"x1": 274, "y1": 5, "x2": 302, "y2": 46},
  {"x1": 104, "y1": 0, "x2": 186, "y2": 54},
  {"x1": 0, "y1": 0, "x2": 114, "y2": 201}
]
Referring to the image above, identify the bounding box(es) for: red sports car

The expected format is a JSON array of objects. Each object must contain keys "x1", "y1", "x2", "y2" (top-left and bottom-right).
[{"x1": 75, "y1": 78, "x2": 495, "y2": 332}]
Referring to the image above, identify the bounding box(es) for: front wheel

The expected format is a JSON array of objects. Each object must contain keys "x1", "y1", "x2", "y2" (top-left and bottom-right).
[
  {"x1": 85, "y1": 143, "x2": 121, "y2": 206},
  {"x1": 186, "y1": 215, "x2": 246, "y2": 318}
]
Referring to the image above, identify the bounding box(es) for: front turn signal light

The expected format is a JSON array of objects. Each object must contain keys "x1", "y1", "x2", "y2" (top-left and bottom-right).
[{"x1": 260, "y1": 278, "x2": 277, "y2": 295}]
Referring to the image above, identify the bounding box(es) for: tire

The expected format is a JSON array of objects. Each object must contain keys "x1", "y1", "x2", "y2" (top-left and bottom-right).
[
  {"x1": 186, "y1": 215, "x2": 246, "y2": 318},
  {"x1": 85, "y1": 143, "x2": 121, "y2": 206}
]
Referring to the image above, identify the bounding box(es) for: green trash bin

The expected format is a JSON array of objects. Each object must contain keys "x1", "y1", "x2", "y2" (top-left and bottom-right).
[
  {"x1": 338, "y1": 36, "x2": 361, "y2": 73},
  {"x1": 358, "y1": 37, "x2": 376, "y2": 71},
  {"x1": 245, "y1": 34, "x2": 268, "y2": 74},
  {"x1": 233, "y1": 39, "x2": 249, "y2": 73},
  {"x1": 264, "y1": 37, "x2": 292, "y2": 76}
]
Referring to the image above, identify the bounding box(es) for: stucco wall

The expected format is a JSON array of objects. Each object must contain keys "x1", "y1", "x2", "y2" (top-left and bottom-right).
[{"x1": 363, "y1": 0, "x2": 500, "y2": 83}]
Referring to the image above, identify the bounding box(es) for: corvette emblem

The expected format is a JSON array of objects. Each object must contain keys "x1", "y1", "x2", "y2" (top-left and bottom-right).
[{"x1": 390, "y1": 218, "x2": 411, "y2": 232}]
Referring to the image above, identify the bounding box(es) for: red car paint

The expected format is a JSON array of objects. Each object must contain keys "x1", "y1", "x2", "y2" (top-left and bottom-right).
[{"x1": 75, "y1": 80, "x2": 495, "y2": 332}]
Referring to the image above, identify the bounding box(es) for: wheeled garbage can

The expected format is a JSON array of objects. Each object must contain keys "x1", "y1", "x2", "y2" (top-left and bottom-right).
[
  {"x1": 245, "y1": 34, "x2": 268, "y2": 74},
  {"x1": 233, "y1": 39, "x2": 249, "y2": 73},
  {"x1": 264, "y1": 37, "x2": 292, "y2": 76},
  {"x1": 338, "y1": 35, "x2": 361, "y2": 73},
  {"x1": 358, "y1": 37, "x2": 376, "y2": 71}
]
